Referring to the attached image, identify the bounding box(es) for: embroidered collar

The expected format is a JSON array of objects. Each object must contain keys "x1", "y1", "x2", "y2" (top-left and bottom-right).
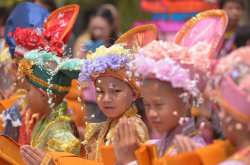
[{"x1": 157, "y1": 116, "x2": 197, "y2": 156}]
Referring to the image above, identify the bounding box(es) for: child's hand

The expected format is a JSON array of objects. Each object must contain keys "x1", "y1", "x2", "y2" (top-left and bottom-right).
[
  {"x1": 173, "y1": 135, "x2": 199, "y2": 153},
  {"x1": 20, "y1": 145, "x2": 47, "y2": 165},
  {"x1": 114, "y1": 117, "x2": 139, "y2": 165}
]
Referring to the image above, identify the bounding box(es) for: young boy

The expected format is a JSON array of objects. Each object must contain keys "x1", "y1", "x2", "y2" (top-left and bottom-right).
[
  {"x1": 19, "y1": 50, "x2": 84, "y2": 160},
  {"x1": 211, "y1": 47, "x2": 250, "y2": 164},
  {"x1": 0, "y1": 2, "x2": 50, "y2": 143},
  {"x1": 217, "y1": 0, "x2": 244, "y2": 58},
  {"x1": 19, "y1": 24, "x2": 158, "y2": 165},
  {"x1": 113, "y1": 9, "x2": 228, "y2": 165}
]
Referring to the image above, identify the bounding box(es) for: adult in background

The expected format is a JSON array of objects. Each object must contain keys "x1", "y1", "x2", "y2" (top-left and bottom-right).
[{"x1": 217, "y1": 0, "x2": 244, "y2": 58}]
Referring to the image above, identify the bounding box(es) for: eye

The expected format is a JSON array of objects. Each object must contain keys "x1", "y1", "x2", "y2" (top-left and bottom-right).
[
  {"x1": 156, "y1": 104, "x2": 164, "y2": 107},
  {"x1": 112, "y1": 90, "x2": 121, "y2": 93},
  {"x1": 96, "y1": 90, "x2": 103, "y2": 93}
]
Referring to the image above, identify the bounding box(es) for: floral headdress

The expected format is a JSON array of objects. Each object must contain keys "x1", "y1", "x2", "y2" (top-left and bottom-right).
[
  {"x1": 5, "y1": 4, "x2": 79, "y2": 58},
  {"x1": 134, "y1": 40, "x2": 211, "y2": 103},
  {"x1": 78, "y1": 44, "x2": 142, "y2": 97},
  {"x1": 212, "y1": 47, "x2": 250, "y2": 130},
  {"x1": 18, "y1": 50, "x2": 85, "y2": 96},
  {"x1": 134, "y1": 10, "x2": 228, "y2": 105},
  {"x1": 78, "y1": 25, "x2": 158, "y2": 98},
  {"x1": 4, "y1": 2, "x2": 50, "y2": 59}
]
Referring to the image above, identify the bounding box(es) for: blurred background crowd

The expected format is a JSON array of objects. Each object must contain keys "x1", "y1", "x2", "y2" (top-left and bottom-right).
[{"x1": 0, "y1": 0, "x2": 250, "y2": 140}]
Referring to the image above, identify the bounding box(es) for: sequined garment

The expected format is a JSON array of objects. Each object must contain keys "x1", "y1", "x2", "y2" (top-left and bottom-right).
[
  {"x1": 30, "y1": 101, "x2": 81, "y2": 155},
  {"x1": 83, "y1": 105, "x2": 149, "y2": 162},
  {"x1": 149, "y1": 117, "x2": 206, "y2": 157},
  {"x1": 218, "y1": 146, "x2": 250, "y2": 165},
  {"x1": 0, "y1": 98, "x2": 24, "y2": 142}
]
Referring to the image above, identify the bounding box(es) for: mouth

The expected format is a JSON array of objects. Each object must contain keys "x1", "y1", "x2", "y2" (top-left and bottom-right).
[
  {"x1": 151, "y1": 121, "x2": 162, "y2": 125},
  {"x1": 104, "y1": 106, "x2": 115, "y2": 111}
]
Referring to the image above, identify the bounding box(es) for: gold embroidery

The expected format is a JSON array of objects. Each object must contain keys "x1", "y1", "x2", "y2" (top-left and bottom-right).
[
  {"x1": 45, "y1": 146, "x2": 56, "y2": 152},
  {"x1": 31, "y1": 115, "x2": 72, "y2": 148},
  {"x1": 114, "y1": 24, "x2": 158, "y2": 44},
  {"x1": 41, "y1": 153, "x2": 52, "y2": 165},
  {"x1": 83, "y1": 106, "x2": 149, "y2": 161},
  {"x1": 26, "y1": 72, "x2": 71, "y2": 93},
  {"x1": 47, "y1": 137, "x2": 81, "y2": 152},
  {"x1": 18, "y1": 59, "x2": 72, "y2": 93}
]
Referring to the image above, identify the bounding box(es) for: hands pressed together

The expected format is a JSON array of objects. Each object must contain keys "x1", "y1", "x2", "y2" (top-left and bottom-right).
[
  {"x1": 114, "y1": 117, "x2": 139, "y2": 165},
  {"x1": 20, "y1": 145, "x2": 52, "y2": 165},
  {"x1": 173, "y1": 135, "x2": 199, "y2": 153}
]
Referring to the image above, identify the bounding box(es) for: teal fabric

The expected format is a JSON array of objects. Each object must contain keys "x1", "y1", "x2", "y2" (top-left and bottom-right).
[{"x1": 24, "y1": 50, "x2": 85, "y2": 95}]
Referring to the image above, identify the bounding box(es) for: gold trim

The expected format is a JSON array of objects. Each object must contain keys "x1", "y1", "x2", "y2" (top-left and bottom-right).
[
  {"x1": 26, "y1": 72, "x2": 71, "y2": 93},
  {"x1": 114, "y1": 24, "x2": 158, "y2": 45},
  {"x1": 174, "y1": 9, "x2": 227, "y2": 59},
  {"x1": 0, "y1": 150, "x2": 19, "y2": 165},
  {"x1": 46, "y1": 137, "x2": 80, "y2": 152},
  {"x1": 41, "y1": 153, "x2": 52, "y2": 165},
  {"x1": 31, "y1": 115, "x2": 72, "y2": 148}
]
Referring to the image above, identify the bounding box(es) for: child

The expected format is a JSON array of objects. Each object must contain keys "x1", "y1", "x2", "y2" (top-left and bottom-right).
[
  {"x1": 0, "y1": 2, "x2": 50, "y2": 143},
  {"x1": 19, "y1": 50, "x2": 84, "y2": 158},
  {"x1": 212, "y1": 47, "x2": 250, "y2": 164},
  {"x1": 113, "y1": 9, "x2": 228, "y2": 165},
  {"x1": 19, "y1": 24, "x2": 158, "y2": 165},
  {"x1": 217, "y1": 0, "x2": 244, "y2": 58}
]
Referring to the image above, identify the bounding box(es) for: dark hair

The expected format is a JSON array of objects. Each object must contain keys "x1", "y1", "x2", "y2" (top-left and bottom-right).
[
  {"x1": 89, "y1": 8, "x2": 118, "y2": 46},
  {"x1": 235, "y1": 25, "x2": 250, "y2": 48},
  {"x1": 33, "y1": 0, "x2": 57, "y2": 12},
  {"x1": 219, "y1": 0, "x2": 244, "y2": 9}
]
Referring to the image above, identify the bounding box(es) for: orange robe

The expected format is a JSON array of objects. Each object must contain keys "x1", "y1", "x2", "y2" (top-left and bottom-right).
[{"x1": 65, "y1": 80, "x2": 87, "y2": 128}]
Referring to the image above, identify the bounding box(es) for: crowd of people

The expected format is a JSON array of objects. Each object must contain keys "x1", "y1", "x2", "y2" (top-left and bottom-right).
[{"x1": 0, "y1": 0, "x2": 250, "y2": 165}]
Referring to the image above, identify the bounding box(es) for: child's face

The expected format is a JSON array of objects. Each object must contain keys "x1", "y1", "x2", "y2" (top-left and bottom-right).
[
  {"x1": 222, "y1": 1, "x2": 243, "y2": 26},
  {"x1": 142, "y1": 79, "x2": 189, "y2": 133},
  {"x1": 25, "y1": 80, "x2": 45, "y2": 114},
  {"x1": 95, "y1": 76, "x2": 137, "y2": 118}
]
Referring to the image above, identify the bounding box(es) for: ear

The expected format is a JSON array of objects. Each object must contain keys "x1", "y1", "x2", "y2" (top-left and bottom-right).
[
  {"x1": 187, "y1": 96, "x2": 194, "y2": 111},
  {"x1": 39, "y1": 88, "x2": 47, "y2": 101},
  {"x1": 132, "y1": 89, "x2": 139, "y2": 102}
]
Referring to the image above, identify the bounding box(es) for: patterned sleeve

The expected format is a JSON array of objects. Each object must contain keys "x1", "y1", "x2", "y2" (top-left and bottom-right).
[
  {"x1": 130, "y1": 116, "x2": 150, "y2": 142},
  {"x1": 45, "y1": 131, "x2": 81, "y2": 155},
  {"x1": 44, "y1": 120, "x2": 81, "y2": 156}
]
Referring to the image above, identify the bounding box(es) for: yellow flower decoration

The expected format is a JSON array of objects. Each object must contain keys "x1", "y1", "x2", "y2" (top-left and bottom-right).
[
  {"x1": 18, "y1": 59, "x2": 35, "y2": 78},
  {"x1": 87, "y1": 44, "x2": 130, "y2": 60}
]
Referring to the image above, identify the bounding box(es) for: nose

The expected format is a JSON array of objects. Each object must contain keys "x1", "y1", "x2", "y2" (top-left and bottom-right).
[
  {"x1": 146, "y1": 108, "x2": 158, "y2": 119},
  {"x1": 102, "y1": 93, "x2": 112, "y2": 103},
  {"x1": 231, "y1": 8, "x2": 240, "y2": 17}
]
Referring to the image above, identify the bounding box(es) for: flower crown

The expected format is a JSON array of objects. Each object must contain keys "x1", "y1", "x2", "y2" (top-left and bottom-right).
[
  {"x1": 212, "y1": 47, "x2": 250, "y2": 96},
  {"x1": 9, "y1": 24, "x2": 65, "y2": 57},
  {"x1": 78, "y1": 44, "x2": 141, "y2": 97},
  {"x1": 134, "y1": 40, "x2": 211, "y2": 102}
]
